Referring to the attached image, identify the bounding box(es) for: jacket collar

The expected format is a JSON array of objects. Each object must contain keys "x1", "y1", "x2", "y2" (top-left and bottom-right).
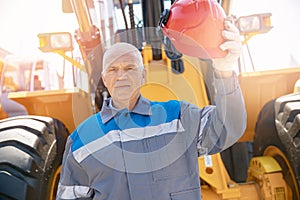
[{"x1": 100, "y1": 95, "x2": 152, "y2": 124}]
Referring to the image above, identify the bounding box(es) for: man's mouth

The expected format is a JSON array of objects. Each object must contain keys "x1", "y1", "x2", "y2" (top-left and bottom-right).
[{"x1": 115, "y1": 84, "x2": 130, "y2": 88}]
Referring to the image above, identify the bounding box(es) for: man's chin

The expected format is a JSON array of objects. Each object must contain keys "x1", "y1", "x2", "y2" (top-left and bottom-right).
[
  {"x1": 112, "y1": 91, "x2": 132, "y2": 101},
  {"x1": 113, "y1": 88, "x2": 137, "y2": 97}
]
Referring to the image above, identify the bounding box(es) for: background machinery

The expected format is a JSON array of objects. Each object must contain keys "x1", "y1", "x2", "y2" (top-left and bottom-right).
[{"x1": 0, "y1": 0, "x2": 299, "y2": 199}]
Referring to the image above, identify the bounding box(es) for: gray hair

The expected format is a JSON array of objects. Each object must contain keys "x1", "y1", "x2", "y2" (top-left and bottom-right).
[{"x1": 102, "y1": 42, "x2": 143, "y2": 73}]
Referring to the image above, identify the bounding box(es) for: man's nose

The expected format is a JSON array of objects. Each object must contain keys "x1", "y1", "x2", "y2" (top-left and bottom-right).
[{"x1": 117, "y1": 69, "x2": 127, "y2": 79}]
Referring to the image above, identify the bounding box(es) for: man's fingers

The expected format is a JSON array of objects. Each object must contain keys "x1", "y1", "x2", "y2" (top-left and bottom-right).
[
  {"x1": 212, "y1": 19, "x2": 242, "y2": 72},
  {"x1": 222, "y1": 30, "x2": 241, "y2": 42},
  {"x1": 224, "y1": 20, "x2": 239, "y2": 34},
  {"x1": 219, "y1": 40, "x2": 242, "y2": 53}
]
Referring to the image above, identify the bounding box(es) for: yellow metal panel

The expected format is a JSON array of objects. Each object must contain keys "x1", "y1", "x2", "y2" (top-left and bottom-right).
[
  {"x1": 141, "y1": 46, "x2": 209, "y2": 108},
  {"x1": 0, "y1": 109, "x2": 8, "y2": 120},
  {"x1": 248, "y1": 156, "x2": 282, "y2": 179},
  {"x1": 238, "y1": 67, "x2": 300, "y2": 142},
  {"x1": 8, "y1": 88, "x2": 93, "y2": 132},
  {"x1": 0, "y1": 59, "x2": 8, "y2": 119},
  {"x1": 247, "y1": 157, "x2": 289, "y2": 200},
  {"x1": 198, "y1": 153, "x2": 241, "y2": 199}
]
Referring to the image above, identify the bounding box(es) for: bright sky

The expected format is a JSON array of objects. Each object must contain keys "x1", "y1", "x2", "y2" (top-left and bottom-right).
[{"x1": 0, "y1": 0, "x2": 77, "y2": 59}]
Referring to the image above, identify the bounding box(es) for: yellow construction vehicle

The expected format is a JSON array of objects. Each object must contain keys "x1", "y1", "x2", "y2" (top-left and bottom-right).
[{"x1": 0, "y1": 0, "x2": 299, "y2": 199}]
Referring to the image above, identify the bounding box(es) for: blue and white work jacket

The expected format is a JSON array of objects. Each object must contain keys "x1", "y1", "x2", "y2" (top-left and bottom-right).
[{"x1": 57, "y1": 75, "x2": 246, "y2": 200}]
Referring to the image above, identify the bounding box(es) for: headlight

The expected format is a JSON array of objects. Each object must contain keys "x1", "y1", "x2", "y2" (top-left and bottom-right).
[
  {"x1": 237, "y1": 13, "x2": 273, "y2": 35},
  {"x1": 239, "y1": 16, "x2": 260, "y2": 33},
  {"x1": 38, "y1": 32, "x2": 73, "y2": 52}
]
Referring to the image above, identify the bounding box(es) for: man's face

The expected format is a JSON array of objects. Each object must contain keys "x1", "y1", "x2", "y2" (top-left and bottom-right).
[{"x1": 102, "y1": 53, "x2": 145, "y2": 102}]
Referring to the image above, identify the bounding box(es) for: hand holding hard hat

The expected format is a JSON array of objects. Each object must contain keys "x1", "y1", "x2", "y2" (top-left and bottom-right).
[
  {"x1": 212, "y1": 19, "x2": 242, "y2": 72},
  {"x1": 159, "y1": 0, "x2": 242, "y2": 72}
]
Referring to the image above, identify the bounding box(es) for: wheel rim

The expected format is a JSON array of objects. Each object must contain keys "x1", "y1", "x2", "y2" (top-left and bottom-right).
[
  {"x1": 49, "y1": 165, "x2": 62, "y2": 200},
  {"x1": 264, "y1": 146, "x2": 300, "y2": 200}
]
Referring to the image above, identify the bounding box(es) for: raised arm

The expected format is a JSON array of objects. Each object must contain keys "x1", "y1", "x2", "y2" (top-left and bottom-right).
[{"x1": 180, "y1": 19, "x2": 246, "y2": 155}]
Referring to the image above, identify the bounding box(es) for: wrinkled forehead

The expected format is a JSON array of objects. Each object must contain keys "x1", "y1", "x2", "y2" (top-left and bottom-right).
[
  {"x1": 102, "y1": 43, "x2": 143, "y2": 72},
  {"x1": 107, "y1": 53, "x2": 140, "y2": 67}
]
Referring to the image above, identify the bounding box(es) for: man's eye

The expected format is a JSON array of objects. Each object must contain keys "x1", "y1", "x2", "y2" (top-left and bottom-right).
[
  {"x1": 127, "y1": 66, "x2": 136, "y2": 70},
  {"x1": 107, "y1": 68, "x2": 116, "y2": 72}
]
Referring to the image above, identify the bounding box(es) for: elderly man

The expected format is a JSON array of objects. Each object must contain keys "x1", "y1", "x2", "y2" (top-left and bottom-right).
[{"x1": 57, "y1": 19, "x2": 246, "y2": 200}]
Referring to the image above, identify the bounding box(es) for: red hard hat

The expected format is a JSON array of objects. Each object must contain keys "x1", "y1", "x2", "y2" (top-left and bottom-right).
[{"x1": 159, "y1": 0, "x2": 227, "y2": 59}]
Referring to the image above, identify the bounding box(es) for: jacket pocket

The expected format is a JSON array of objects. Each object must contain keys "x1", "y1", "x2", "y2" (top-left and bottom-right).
[
  {"x1": 170, "y1": 187, "x2": 201, "y2": 200},
  {"x1": 145, "y1": 119, "x2": 193, "y2": 181},
  {"x1": 147, "y1": 132, "x2": 192, "y2": 181}
]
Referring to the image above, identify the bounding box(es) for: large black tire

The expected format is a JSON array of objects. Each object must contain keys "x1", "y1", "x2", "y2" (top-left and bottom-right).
[
  {"x1": 0, "y1": 116, "x2": 69, "y2": 200},
  {"x1": 253, "y1": 94, "x2": 300, "y2": 200}
]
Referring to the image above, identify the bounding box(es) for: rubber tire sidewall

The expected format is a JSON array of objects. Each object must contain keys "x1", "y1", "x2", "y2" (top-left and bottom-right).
[
  {"x1": 253, "y1": 99, "x2": 299, "y2": 200},
  {"x1": 41, "y1": 118, "x2": 69, "y2": 200}
]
